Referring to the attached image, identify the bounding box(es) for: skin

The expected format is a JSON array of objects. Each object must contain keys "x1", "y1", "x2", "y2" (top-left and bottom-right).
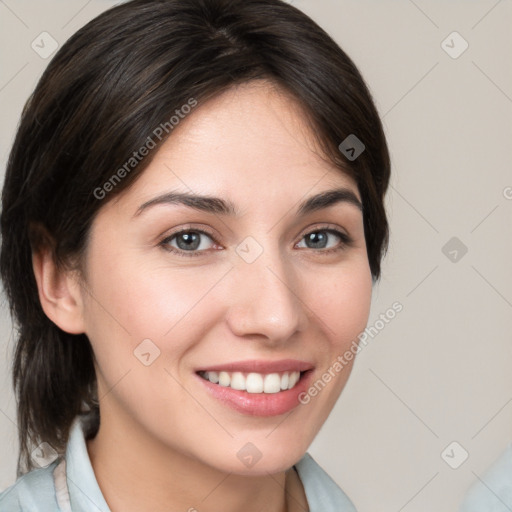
[{"x1": 33, "y1": 80, "x2": 373, "y2": 512}]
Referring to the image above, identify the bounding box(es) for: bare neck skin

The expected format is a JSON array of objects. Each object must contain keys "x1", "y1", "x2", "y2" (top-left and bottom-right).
[{"x1": 86, "y1": 404, "x2": 309, "y2": 512}]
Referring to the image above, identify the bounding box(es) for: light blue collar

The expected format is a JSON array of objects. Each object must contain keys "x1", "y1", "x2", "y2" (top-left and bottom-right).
[
  {"x1": 459, "y1": 443, "x2": 512, "y2": 511},
  {"x1": 55, "y1": 414, "x2": 110, "y2": 511}
]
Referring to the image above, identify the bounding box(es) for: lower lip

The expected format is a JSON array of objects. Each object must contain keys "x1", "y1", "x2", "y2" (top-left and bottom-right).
[{"x1": 195, "y1": 371, "x2": 314, "y2": 417}]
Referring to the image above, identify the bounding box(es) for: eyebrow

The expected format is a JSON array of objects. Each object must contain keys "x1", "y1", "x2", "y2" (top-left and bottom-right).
[{"x1": 133, "y1": 187, "x2": 362, "y2": 218}]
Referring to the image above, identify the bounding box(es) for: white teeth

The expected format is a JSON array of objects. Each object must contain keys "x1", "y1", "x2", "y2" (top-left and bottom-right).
[
  {"x1": 288, "y1": 371, "x2": 299, "y2": 389},
  {"x1": 218, "y1": 371, "x2": 230, "y2": 387},
  {"x1": 201, "y1": 370, "x2": 302, "y2": 393},
  {"x1": 246, "y1": 373, "x2": 264, "y2": 393},
  {"x1": 208, "y1": 371, "x2": 219, "y2": 384},
  {"x1": 263, "y1": 373, "x2": 281, "y2": 393},
  {"x1": 230, "y1": 372, "x2": 246, "y2": 391},
  {"x1": 280, "y1": 373, "x2": 289, "y2": 390}
]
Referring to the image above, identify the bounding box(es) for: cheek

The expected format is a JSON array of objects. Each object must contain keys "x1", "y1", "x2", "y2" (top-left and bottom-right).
[
  {"x1": 80, "y1": 254, "x2": 224, "y2": 427},
  {"x1": 81, "y1": 250, "x2": 230, "y2": 365},
  {"x1": 288, "y1": 260, "x2": 372, "y2": 439},
  {"x1": 307, "y1": 258, "x2": 373, "y2": 349}
]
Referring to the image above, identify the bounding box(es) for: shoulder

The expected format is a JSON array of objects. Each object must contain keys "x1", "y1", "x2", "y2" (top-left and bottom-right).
[
  {"x1": 294, "y1": 452, "x2": 357, "y2": 512},
  {"x1": 0, "y1": 459, "x2": 60, "y2": 512},
  {"x1": 459, "y1": 443, "x2": 512, "y2": 512}
]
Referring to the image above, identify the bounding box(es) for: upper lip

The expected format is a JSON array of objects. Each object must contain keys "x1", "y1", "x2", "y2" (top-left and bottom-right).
[{"x1": 196, "y1": 359, "x2": 314, "y2": 374}]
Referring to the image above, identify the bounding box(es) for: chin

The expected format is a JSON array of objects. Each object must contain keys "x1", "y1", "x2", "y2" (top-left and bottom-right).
[{"x1": 201, "y1": 435, "x2": 312, "y2": 477}]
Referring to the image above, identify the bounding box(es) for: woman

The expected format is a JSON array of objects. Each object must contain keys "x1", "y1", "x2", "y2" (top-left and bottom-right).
[{"x1": 0, "y1": 0, "x2": 390, "y2": 510}]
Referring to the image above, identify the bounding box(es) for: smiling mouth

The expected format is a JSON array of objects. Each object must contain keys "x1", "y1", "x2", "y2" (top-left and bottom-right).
[{"x1": 197, "y1": 370, "x2": 309, "y2": 393}]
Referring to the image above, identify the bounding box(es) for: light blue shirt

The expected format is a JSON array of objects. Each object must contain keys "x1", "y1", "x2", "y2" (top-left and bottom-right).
[
  {"x1": 0, "y1": 414, "x2": 357, "y2": 511},
  {"x1": 459, "y1": 443, "x2": 512, "y2": 512}
]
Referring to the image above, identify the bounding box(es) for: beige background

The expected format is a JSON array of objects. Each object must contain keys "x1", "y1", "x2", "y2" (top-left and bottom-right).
[{"x1": 1, "y1": 1, "x2": 511, "y2": 510}]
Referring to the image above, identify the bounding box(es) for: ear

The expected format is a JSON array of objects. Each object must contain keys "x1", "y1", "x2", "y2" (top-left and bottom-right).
[{"x1": 32, "y1": 247, "x2": 86, "y2": 334}]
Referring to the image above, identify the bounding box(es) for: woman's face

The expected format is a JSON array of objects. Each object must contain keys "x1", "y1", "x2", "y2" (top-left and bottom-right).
[{"x1": 79, "y1": 80, "x2": 372, "y2": 475}]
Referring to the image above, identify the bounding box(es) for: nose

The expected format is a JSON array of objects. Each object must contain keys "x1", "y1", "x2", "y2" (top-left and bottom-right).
[{"x1": 225, "y1": 242, "x2": 308, "y2": 345}]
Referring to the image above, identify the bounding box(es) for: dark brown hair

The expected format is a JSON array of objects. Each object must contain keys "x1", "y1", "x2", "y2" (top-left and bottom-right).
[{"x1": 0, "y1": 0, "x2": 390, "y2": 475}]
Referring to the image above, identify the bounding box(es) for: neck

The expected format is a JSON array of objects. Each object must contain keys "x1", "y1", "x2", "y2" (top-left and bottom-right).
[{"x1": 86, "y1": 406, "x2": 308, "y2": 512}]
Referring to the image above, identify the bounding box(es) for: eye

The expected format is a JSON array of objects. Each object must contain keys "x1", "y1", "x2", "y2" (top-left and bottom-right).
[
  {"x1": 160, "y1": 229, "x2": 217, "y2": 257},
  {"x1": 296, "y1": 227, "x2": 352, "y2": 253},
  {"x1": 160, "y1": 225, "x2": 353, "y2": 258}
]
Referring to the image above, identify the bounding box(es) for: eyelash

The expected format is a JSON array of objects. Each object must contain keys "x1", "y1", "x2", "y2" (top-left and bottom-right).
[{"x1": 159, "y1": 225, "x2": 354, "y2": 258}]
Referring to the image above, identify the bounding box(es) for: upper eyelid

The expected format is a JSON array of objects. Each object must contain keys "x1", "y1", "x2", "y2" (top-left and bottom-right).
[{"x1": 161, "y1": 226, "x2": 217, "y2": 242}]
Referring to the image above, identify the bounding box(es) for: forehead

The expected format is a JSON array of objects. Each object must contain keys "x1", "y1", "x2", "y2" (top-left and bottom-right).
[{"x1": 107, "y1": 80, "x2": 360, "y2": 214}]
